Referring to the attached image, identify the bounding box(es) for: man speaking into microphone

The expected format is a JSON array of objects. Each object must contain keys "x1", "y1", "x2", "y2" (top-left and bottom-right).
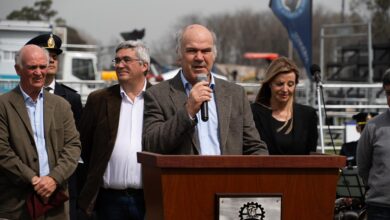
[
  {"x1": 196, "y1": 73, "x2": 209, "y2": 122},
  {"x1": 142, "y1": 24, "x2": 268, "y2": 155}
]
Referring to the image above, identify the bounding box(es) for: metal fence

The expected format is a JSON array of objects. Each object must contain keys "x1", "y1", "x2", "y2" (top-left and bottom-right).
[
  {"x1": 314, "y1": 83, "x2": 387, "y2": 152},
  {"x1": 0, "y1": 79, "x2": 109, "y2": 104},
  {"x1": 1, "y1": 79, "x2": 387, "y2": 152},
  {"x1": 239, "y1": 81, "x2": 388, "y2": 152}
]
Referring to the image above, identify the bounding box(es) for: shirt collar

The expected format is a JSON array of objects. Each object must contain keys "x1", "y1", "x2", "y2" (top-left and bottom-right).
[
  {"x1": 180, "y1": 69, "x2": 216, "y2": 91},
  {"x1": 45, "y1": 80, "x2": 56, "y2": 91},
  {"x1": 19, "y1": 84, "x2": 44, "y2": 102},
  {"x1": 119, "y1": 79, "x2": 147, "y2": 99}
]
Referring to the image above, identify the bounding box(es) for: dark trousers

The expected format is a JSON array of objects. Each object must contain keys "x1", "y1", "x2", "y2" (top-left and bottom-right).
[
  {"x1": 95, "y1": 188, "x2": 145, "y2": 220},
  {"x1": 69, "y1": 172, "x2": 77, "y2": 220},
  {"x1": 69, "y1": 163, "x2": 86, "y2": 220},
  {"x1": 367, "y1": 204, "x2": 390, "y2": 220}
]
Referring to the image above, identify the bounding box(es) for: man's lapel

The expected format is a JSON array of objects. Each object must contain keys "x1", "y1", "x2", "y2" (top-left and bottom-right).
[
  {"x1": 169, "y1": 74, "x2": 200, "y2": 153},
  {"x1": 54, "y1": 82, "x2": 66, "y2": 98},
  {"x1": 106, "y1": 85, "x2": 122, "y2": 141},
  {"x1": 9, "y1": 87, "x2": 35, "y2": 139},
  {"x1": 169, "y1": 74, "x2": 188, "y2": 110},
  {"x1": 214, "y1": 78, "x2": 231, "y2": 151},
  {"x1": 43, "y1": 93, "x2": 55, "y2": 140}
]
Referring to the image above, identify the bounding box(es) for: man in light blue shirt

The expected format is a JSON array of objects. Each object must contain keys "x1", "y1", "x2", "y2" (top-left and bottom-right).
[
  {"x1": 181, "y1": 71, "x2": 220, "y2": 155},
  {"x1": 0, "y1": 44, "x2": 81, "y2": 220},
  {"x1": 143, "y1": 24, "x2": 268, "y2": 155},
  {"x1": 23, "y1": 88, "x2": 49, "y2": 176}
]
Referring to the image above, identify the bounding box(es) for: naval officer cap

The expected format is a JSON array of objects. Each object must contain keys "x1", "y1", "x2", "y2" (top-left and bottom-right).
[
  {"x1": 25, "y1": 33, "x2": 63, "y2": 55},
  {"x1": 352, "y1": 112, "x2": 377, "y2": 125}
]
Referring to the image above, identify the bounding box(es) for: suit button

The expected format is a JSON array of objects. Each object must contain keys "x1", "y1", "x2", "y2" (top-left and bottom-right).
[{"x1": 33, "y1": 158, "x2": 38, "y2": 162}]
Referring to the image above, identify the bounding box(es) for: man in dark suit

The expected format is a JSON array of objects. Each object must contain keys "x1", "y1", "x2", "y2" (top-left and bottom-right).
[
  {"x1": 142, "y1": 24, "x2": 268, "y2": 155},
  {"x1": 26, "y1": 33, "x2": 83, "y2": 220},
  {"x1": 78, "y1": 40, "x2": 151, "y2": 220},
  {"x1": 0, "y1": 44, "x2": 81, "y2": 220},
  {"x1": 340, "y1": 112, "x2": 377, "y2": 167}
]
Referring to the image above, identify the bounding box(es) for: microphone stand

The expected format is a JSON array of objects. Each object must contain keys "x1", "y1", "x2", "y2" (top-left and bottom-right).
[
  {"x1": 313, "y1": 70, "x2": 356, "y2": 211},
  {"x1": 314, "y1": 73, "x2": 325, "y2": 154}
]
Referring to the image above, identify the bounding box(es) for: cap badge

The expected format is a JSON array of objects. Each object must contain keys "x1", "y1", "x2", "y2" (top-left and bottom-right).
[{"x1": 47, "y1": 34, "x2": 55, "y2": 48}]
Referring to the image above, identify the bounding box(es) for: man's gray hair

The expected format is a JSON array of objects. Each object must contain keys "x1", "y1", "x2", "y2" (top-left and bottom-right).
[
  {"x1": 115, "y1": 40, "x2": 151, "y2": 66},
  {"x1": 15, "y1": 45, "x2": 50, "y2": 67},
  {"x1": 175, "y1": 25, "x2": 218, "y2": 59}
]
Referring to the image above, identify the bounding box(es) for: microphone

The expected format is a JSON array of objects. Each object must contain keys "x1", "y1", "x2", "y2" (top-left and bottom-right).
[
  {"x1": 196, "y1": 73, "x2": 209, "y2": 122},
  {"x1": 310, "y1": 64, "x2": 321, "y2": 84}
]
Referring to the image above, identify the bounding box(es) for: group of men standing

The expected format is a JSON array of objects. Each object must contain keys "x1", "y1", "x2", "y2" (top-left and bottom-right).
[
  {"x1": 0, "y1": 23, "x2": 267, "y2": 220},
  {"x1": 2, "y1": 22, "x2": 390, "y2": 220}
]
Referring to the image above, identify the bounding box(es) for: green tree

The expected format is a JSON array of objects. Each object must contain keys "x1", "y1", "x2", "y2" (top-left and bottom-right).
[
  {"x1": 34, "y1": 0, "x2": 57, "y2": 21},
  {"x1": 5, "y1": 0, "x2": 93, "y2": 44},
  {"x1": 350, "y1": 0, "x2": 390, "y2": 43},
  {"x1": 6, "y1": 0, "x2": 58, "y2": 21},
  {"x1": 6, "y1": 6, "x2": 40, "y2": 20},
  {"x1": 151, "y1": 7, "x2": 341, "y2": 68}
]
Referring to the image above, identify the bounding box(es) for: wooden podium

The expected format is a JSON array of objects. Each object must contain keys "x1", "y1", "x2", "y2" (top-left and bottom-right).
[{"x1": 138, "y1": 152, "x2": 345, "y2": 220}]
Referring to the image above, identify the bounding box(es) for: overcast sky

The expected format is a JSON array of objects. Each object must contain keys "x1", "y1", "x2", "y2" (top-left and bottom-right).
[{"x1": 1, "y1": 0, "x2": 347, "y2": 46}]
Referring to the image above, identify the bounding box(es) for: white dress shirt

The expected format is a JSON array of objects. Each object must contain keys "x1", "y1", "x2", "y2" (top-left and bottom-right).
[
  {"x1": 45, "y1": 80, "x2": 55, "y2": 94},
  {"x1": 102, "y1": 81, "x2": 146, "y2": 189}
]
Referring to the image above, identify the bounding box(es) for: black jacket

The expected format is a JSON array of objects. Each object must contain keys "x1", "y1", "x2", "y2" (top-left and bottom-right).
[
  {"x1": 340, "y1": 141, "x2": 357, "y2": 166},
  {"x1": 54, "y1": 82, "x2": 83, "y2": 128},
  {"x1": 251, "y1": 102, "x2": 318, "y2": 155}
]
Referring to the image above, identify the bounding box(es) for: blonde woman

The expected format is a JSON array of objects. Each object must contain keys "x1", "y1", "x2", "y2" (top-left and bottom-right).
[{"x1": 251, "y1": 57, "x2": 318, "y2": 155}]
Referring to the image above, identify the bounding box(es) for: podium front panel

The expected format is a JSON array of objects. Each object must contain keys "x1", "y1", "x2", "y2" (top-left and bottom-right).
[{"x1": 138, "y1": 152, "x2": 345, "y2": 220}]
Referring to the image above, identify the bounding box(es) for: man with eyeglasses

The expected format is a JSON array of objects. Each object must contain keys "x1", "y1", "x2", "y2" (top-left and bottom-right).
[
  {"x1": 78, "y1": 40, "x2": 151, "y2": 220},
  {"x1": 357, "y1": 69, "x2": 390, "y2": 220}
]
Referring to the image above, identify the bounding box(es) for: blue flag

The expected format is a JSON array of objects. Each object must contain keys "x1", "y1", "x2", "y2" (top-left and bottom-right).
[{"x1": 270, "y1": 0, "x2": 312, "y2": 79}]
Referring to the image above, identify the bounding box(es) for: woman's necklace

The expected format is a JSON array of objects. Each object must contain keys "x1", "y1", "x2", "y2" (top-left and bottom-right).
[
  {"x1": 276, "y1": 115, "x2": 293, "y2": 134},
  {"x1": 273, "y1": 105, "x2": 293, "y2": 134}
]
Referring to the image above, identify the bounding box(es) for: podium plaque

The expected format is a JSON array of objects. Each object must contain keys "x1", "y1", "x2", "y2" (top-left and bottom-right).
[{"x1": 138, "y1": 152, "x2": 345, "y2": 220}]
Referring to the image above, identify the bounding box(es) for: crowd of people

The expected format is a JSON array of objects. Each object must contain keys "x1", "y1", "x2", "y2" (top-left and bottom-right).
[{"x1": 0, "y1": 23, "x2": 389, "y2": 220}]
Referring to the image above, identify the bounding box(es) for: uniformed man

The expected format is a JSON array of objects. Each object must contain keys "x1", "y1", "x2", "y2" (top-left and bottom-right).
[
  {"x1": 26, "y1": 33, "x2": 83, "y2": 220},
  {"x1": 340, "y1": 112, "x2": 377, "y2": 167},
  {"x1": 25, "y1": 34, "x2": 82, "y2": 126}
]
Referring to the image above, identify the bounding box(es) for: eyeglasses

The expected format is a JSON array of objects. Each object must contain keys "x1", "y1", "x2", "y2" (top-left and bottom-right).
[{"x1": 112, "y1": 56, "x2": 141, "y2": 65}]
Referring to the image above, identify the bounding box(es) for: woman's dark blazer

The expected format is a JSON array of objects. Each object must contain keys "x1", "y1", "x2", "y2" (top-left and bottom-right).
[{"x1": 251, "y1": 102, "x2": 318, "y2": 155}]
